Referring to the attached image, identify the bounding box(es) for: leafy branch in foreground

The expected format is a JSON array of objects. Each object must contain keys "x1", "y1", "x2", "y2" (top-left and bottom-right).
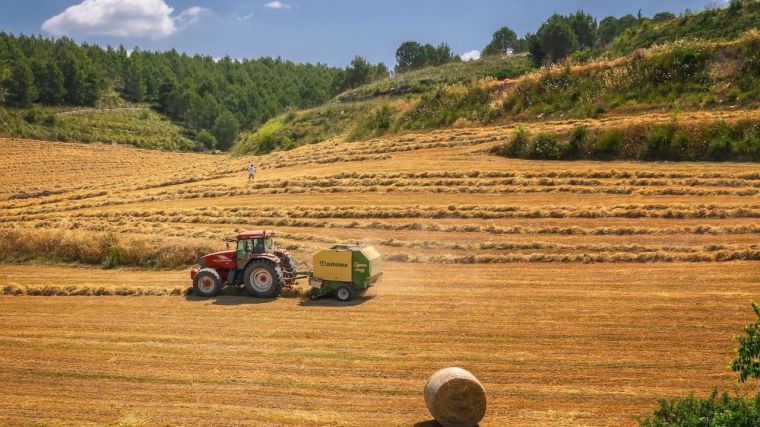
[{"x1": 639, "y1": 302, "x2": 760, "y2": 426}]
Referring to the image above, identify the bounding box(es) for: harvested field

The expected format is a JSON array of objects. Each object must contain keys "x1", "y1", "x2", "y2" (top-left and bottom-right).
[{"x1": 0, "y1": 121, "x2": 758, "y2": 425}]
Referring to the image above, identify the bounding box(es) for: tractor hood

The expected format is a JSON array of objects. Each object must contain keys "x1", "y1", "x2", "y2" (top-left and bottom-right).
[{"x1": 201, "y1": 250, "x2": 236, "y2": 270}]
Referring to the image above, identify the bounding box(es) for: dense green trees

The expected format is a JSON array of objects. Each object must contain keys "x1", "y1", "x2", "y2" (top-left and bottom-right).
[
  {"x1": 395, "y1": 41, "x2": 459, "y2": 73},
  {"x1": 482, "y1": 27, "x2": 520, "y2": 56},
  {"x1": 0, "y1": 32, "x2": 344, "y2": 148},
  {"x1": 32, "y1": 60, "x2": 65, "y2": 105},
  {"x1": 597, "y1": 14, "x2": 640, "y2": 47},
  {"x1": 3, "y1": 58, "x2": 35, "y2": 107},
  {"x1": 332, "y1": 56, "x2": 389, "y2": 92},
  {"x1": 212, "y1": 110, "x2": 240, "y2": 151},
  {"x1": 533, "y1": 15, "x2": 580, "y2": 64},
  {"x1": 487, "y1": 10, "x2": 642, "y2": 66}
]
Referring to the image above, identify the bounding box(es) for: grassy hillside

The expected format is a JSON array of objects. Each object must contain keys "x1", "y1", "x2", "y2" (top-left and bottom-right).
[
  {"x1": 0, "y1": 106, "x2": 193, "y2": 151},
  {"x1": 337, "y1": 54, "x2": 532, "y2": 101},
  {"x1": 608, "y1": 0, "x2": 760, "y2": 55},
  {"x1": 234, "y1": 54, "x2": 532, "y2": 154},
  {"x1": 500, "y1": 31, "x2": 760, "y2": 117},
  {"x1": 234, "y1": 30, "x2": 760, "y2": 159}
]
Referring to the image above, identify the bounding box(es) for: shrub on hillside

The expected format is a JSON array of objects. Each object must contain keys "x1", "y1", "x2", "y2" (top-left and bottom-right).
[
  {"x1": 528, "y1": 133, "x2": 563, "y2": 159},
  {"x1": 501, "y1": 33, "x2": 760, "y2": 119},
  {"x1": 399, "y1": 84, "x2": 492, "y2": 130},
  {"x1": 348, "y1": 104, "x2": 395, "y2": 140},
  {"x1": 594, "y1": 130, "x2": 624, "y2": 158},
  {"x1": 645, "y1": 125, "x2": 677, "y2": 160},
  {"x1": 196, "y1": 130, "x2": 217, "y2": 150},
  {"x1": 565, "y1": 125, "x2": 587, "y2": 159},
  {"x1": 506, "y1": 125, "x2": 530, "y2": 157},
  {"x1": 494, "y1": 119, "x2": 760, "y2": 161}
]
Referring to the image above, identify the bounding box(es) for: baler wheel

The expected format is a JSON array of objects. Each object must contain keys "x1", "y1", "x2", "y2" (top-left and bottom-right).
[{"x1": 335, "y1": 285, "x2": 354, "y2": 302}]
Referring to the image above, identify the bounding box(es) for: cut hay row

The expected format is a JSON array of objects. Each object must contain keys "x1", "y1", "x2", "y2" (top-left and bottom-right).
[
  {"x1": 388, "y1": 249, "x2": 760, "y2": 264},
  {"x1": 6, "y1": 214, "x2": 760, "y2": 239},
  {"x1": 244, "y1": 176, "x2": 760, "y2": 189},
  {"x1": 1, "y1": 284, "x2": 188, "y2": 296},
  {"x1": 2, "y1": 183, "x2": 757, "y2": 218},
  {"x1": 378, "y1": 238, "x2": 757, "y2": 254},
  {"x1": 329, "y1": 170, "x2": 760, "y2": 180},
  {"x1": 0, "y1": 283, "x2": 309, "y2": 298},
  {"x1": 62, "y1": 203, "x2": 760, "y2": 222},
  {"x1": 16, "y1": 215, "x2": 760, "y2": 237},
  {"x1": 165, "y1": 184, "x2": 757, "y2": 197}
]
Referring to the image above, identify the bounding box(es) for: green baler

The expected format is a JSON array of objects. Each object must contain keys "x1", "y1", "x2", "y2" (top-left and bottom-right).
[{"x1": 308, "y1": 244, "x2": 383, "y2": 301}]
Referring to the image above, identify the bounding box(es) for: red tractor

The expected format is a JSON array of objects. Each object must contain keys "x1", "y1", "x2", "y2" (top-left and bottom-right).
[{"x1": 190, "y1": 230, "x2": 299, "y2": 297}]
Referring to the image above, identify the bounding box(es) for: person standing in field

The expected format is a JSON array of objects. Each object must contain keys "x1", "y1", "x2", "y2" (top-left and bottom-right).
[{"x1": 248, "y1": 163, "x2": 257, "y2": 183}]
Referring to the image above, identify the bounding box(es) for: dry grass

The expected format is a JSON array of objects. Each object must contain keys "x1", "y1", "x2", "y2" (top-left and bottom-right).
[
  {"x1": 0, "y1": 130, "x2": 758, "y2": 425},
  {"x1": 0, "y1": 262, "x2": 757, "y2": 426}
]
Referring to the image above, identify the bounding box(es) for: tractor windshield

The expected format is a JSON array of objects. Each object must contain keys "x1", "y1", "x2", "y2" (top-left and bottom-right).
[{"x1": 264, "y1": 236, "x2": 274, "y2": 252}]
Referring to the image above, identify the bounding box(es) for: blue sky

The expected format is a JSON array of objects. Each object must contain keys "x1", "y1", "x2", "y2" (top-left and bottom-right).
[{"x1": 1, "y1": 0, "x2": 723, "y2": 67}]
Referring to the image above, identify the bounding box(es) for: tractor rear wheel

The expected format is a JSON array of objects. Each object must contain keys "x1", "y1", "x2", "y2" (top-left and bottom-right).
[
  {"x1": 335, "y1": 284, "x2": 354, "y2": 302},
  {"x1": 193, "y1": 268, "x2": 222, "y2": 297},
  {"x1": 243, "y1": 261, "x2": 284, "y2": 298}
]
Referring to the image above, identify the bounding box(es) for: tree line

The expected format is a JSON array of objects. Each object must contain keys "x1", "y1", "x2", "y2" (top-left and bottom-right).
[
  {"x1": 394, "y1": 42, "x2": 460, "y2": 73},
  {"x1": 0, "y1": 33, "x2": 389, "y2": 150},
  {"x1": 390, "y1": 10, "x2": 655, "y2": 73},
  {"x1": 480, "y1": 10, "x2": 659, "y2": 65}
]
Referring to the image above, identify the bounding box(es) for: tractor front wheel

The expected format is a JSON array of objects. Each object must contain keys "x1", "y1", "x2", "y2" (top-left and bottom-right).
[
  {"x1": 335, "y1": 284, "x2": 354, "y2": 302},
  {"x1": 243, "y1": 261, "x2": 284, "y2": 298},
  {"x1": 193, "y1": 268, "x2": 222, "y2": 297}
]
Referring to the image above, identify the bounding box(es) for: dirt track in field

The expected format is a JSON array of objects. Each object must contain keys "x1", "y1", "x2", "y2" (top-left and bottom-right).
[{"x1": 0, "y1": 120, "x2": 759, "y2": 425}]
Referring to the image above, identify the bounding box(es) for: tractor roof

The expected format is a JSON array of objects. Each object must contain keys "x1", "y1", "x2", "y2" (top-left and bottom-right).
[{"x1": 236, "y1": 230, "x2": 274, "y2": 240}]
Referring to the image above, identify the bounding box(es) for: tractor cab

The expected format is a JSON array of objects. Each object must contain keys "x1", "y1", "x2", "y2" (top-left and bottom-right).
[{"x1": 235, "y1": 230, "x2": 275, "y2": 270}]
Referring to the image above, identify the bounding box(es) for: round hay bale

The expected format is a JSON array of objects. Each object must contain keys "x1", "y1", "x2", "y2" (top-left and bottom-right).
[{"x1": 424, "y1": 367, "x2": 486, "y2": 427}]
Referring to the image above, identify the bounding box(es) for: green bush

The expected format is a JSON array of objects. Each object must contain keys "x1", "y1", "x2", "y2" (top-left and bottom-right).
[
  {"x1": 731, "y1": 302, "x2": 760, "y2": 383},
  {"x1": 565, "y1": 125, "x2": 587, "y2": 159},
  {"x1": 349, "y1": 104, "x2": 395, "y2": 140},
  {"x1": 196, "y1": 130, "x2": 217, "y2": 150},
  {"x1": 594, "y1": 129, "x2": 624, "y2": 158},
  {"x1": 733, "y1": 134, "x2": 760, "y2": 160},
  {"x1": 639, "y1": 390, "x2": 760, "y2": 426},
  {"x1": 706, "y1": 121, "x2": 734, "y2": 160},
  {"x1": 641, "y1": 303, "x2": 760, "y2": 426},
  {"x1": 23, "y1": 108, "x2": 39, "y2": 124},
  {"x1": 671, "y1": 129, "x2": 692, "y2": 160},
  {"x1": 645, "y1": 125, "x2": 676, "y2": 160},
  {"x1": 399, "y1": 84, "x2": 491, "y2": 130},
  {"x1": 528, "y1": 133, "x2": 563, "y2": 159},
  {"x1": 504, "y1": 125, "x2": 530, "y2": 157}
]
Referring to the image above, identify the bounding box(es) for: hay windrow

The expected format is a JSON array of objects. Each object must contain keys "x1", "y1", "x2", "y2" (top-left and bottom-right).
[{"x1": 1, "y1": 284, "x2": 190, "y2": 296}]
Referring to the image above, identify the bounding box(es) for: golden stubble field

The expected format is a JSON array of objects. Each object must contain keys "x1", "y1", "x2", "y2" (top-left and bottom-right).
[{"x1": 0, "y1": 114, "x2": 759, "y2": 426}]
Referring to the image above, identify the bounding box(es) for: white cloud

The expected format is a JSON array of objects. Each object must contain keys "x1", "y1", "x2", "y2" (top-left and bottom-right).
[
  {"x1": 41, "y1": 0, "x2": 209, "y2": 39},
  {"x1": 174, "y1": 6, "x2": 208, "y2": 29},
  {"x1": 264, "y1": 1, "x2": 291, "y2": 9},
  {"x1": 236, "y1": 12, "x2": 254, "y2": 21},
  {"x1": 460, "y1": 50, "x2": 481, "y2": 62}
]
